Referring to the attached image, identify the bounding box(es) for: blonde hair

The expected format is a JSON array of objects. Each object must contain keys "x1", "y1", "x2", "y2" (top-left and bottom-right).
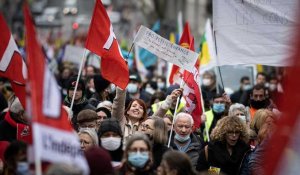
[
  {"x1": 211, "y1": 116, "x2": 249, "y2": 143},
  {"x1": 250, "y1": 109, "x2": 276, "y2": 134}
]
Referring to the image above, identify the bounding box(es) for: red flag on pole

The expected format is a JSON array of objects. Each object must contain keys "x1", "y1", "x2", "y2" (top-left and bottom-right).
[
  {"x1": 168, "y1": 23, "x2": 195, "y2": 85},
  {"x1": 0, "y1": 14, "x2": 27, "y2": 107},
  {"x1": 85, "y1": 0, "x2": 129, "y2": 89},
  {"x1": 181, "y1": 23, "x2": 203, "y2": 129},
  {"x1": 262, "y1": 21, "x2": 300, "y2": 174},
  {"x1": 23, "y1": 4, "x2": 89, "y2": 174}
]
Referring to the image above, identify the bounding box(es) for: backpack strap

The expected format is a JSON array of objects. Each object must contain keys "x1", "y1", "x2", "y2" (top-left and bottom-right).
[{"x1": 205, "y1": 145, "x2": 208, "y2": 162}]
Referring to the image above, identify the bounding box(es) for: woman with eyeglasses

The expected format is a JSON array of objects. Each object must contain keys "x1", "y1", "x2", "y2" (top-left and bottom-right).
[
  {"x1": 119, "y1": 133, "x2": 155, "y2": 175},
  {"x1": 139, "y1": 117, "x2": 170, "y2": 169},
  {"x1": 78, "y1": 128, "x2": 99, "y2": 151},
  {"x1": 196, "y1": 116, "x2": 250, "y2": 175}
]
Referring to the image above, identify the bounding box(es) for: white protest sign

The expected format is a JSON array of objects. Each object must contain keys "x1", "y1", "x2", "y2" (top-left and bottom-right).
[
  {"x1": 33, "y1": 123, "x2": 89, "y2": 174},
  {"x1": 134, "y1": 25, "x2": 199, "y2": 72},
  {"x1": 63, "y1": 45, "x2": 100, "y2": 68},
  {"x1": 213, "y1": 0, "x2": 299, "y2": 66}
]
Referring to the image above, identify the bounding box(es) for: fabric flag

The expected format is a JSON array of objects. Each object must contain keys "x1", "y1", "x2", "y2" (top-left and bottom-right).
[
  {"x1": 85, "y1": 0, "x2": 129, "y2": 89},
  {"x1": 262, "y1": 25, "x2": 300, "y2": 174},
  {"x1": 199, "y1": 19, "x2": 217, "y2": 74},
  {"x1": 0, "y1": 13, "x2": 27, "y2": 107},
  {"x1": 180, "y1": 23, "x2": 203, "y2": 129},
  {"x1": 169, "y1": 23, "x2": 195, "y2": 85},
  {"x1": 23, "y1": 4, "x2": 89, "y2": 174}
]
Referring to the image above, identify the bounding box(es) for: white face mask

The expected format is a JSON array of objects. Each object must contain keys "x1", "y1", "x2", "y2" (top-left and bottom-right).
[
  {"x1": 101, "y1": 137, "x2": 121, "y2": 151},
  {"x1": 127, "y1": 83, "x2": 138, "y2": 94},
  {"x1": 202, "y1": 78, "x2": 211, "y2": 86},
  {"x1": 269, "y1": 84, "x2": 277, "y2": 91},
  {"x1": 238, "y1": 115, "x2": 246, "y2": 123},
  {"x1": 157, "y1": 82, "x2": 165, "y2": 90},
  {"x1": 145, "y1": 87, "x2": 155, "y2": 95}
]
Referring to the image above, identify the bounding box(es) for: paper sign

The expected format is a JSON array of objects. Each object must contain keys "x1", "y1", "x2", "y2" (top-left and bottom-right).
[{"x1": 134, "y1": 25, "x2": 199, "y2": 72}]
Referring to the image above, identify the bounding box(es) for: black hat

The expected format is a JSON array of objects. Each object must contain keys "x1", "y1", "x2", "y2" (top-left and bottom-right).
[
  {"x1": 98, "y1": 118, "x2": 122, "y2": 137},
  {"x1": 166, "y1": 84, "x2": 180, "y2": 96},
  {"x1": 93, "y1": 74, "x2": 110, "y2": 93},
  {"x1": 129, "y1": 73, "x2": 141, "y2": 83},
  {"x1": 67, "y1": 76, "x2": 85, "y2": 92}
]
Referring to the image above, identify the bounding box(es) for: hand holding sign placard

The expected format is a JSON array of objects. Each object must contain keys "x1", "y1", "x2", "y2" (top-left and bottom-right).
[{"x1": 134, "y1": 25, "x2": 199, "y2": 72}]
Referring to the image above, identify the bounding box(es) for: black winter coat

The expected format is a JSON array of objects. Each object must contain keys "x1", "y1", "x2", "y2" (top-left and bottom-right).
[{"x1": 196, "y1": 140, "x2": 250, "y2": 175}]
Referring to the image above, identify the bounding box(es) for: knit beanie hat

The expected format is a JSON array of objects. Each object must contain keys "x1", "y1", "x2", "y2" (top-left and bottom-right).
[
  {"x1": 67, "y1": 76, "x2": 85, "y2": 94},
  {"x1": 84, "y1": 146, "x2": 114, "y2": 175},
  {"x1": 98, "y1": 118, "x2": 122, "y2": 138}
]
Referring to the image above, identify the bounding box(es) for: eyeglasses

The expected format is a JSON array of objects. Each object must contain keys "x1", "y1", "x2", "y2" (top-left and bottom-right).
[
  {"x1": 227, "y1": 131, "x2": 241, "y2": 136},
  {"x1": 140, "y1": 124, "x2": 154, "y2": 130}
]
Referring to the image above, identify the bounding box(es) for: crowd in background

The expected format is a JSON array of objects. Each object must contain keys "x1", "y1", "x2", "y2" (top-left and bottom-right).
[{"x1": 0, "y1": 32, "x2": 285, "y2": 175}]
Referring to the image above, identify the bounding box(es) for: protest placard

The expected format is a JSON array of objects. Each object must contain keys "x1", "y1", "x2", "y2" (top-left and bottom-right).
[{"x1": 134, "y1": 25, "x2": 199, "y2": 72}]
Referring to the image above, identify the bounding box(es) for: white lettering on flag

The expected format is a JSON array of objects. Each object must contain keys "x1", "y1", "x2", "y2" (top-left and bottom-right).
[
  {"x1": 0, "y1": 35, "x2": 20, "y2": 72},
  {"x1": 33, "y1": 123, "x2": 89, "y2": 174},
  {"x1": 43, "y1": 65, "x2": 61, "y2": 118},
  {"x1": 134, "y1": 25, "x2": 199, "y2": 73}
]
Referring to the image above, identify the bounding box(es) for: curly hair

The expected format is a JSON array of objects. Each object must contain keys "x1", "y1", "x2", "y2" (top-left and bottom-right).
[{"x1": 210, "y1": 116, "x2": 249, "y2": 143}]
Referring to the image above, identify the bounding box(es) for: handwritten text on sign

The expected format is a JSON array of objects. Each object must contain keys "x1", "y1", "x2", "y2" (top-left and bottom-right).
[{"x1": 134, "y1": 26, "x2": 199, "y2": 72}]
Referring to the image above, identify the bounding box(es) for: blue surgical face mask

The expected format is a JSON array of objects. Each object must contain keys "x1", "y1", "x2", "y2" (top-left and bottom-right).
[
  {"x1": 128, "y1": 152, "x2": 149, "y2": 168},
  {"x1": 17, "y1": 162, "x2": 29, "y2": 175},
  {"x1": 213, "y1": 103, "x2": 225, "y2": 113},
  {"x1": 175, "y1": 133, "x2": 190, "y2": 143},
  {"x1": 127, "y1": 83, "x2": 138, "y2": 94}
]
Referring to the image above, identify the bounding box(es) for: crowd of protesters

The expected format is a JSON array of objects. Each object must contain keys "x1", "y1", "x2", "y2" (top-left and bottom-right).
[{"x1": 0, "y1": 34, "x2": 285, "y2": 175}]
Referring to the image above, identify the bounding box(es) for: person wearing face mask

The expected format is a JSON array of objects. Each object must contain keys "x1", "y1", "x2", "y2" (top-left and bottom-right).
[
  {"x1": 119, "y1": 133, "x2": 155, "y2": 175},
  {"x1": 247, "y1": 84, "x2": 270, "y2": 121},
  {"x1": 267, "y1": 75, "x2": 283, "y2": 107},
  {"x1": 228, "y1": 103, "x2": 249, "y2": 125},
  {"x1": 230, "y1": 76, "x2": 252, "y2": 106},
  {"x1": 201, "y1": 70, "x2": 219, "y2": 102},
  {"x1": 97, "y1": 118, "x2": 123, "y2": 166},
  {"x1": 125, "y1": 73, "x2": 151, "y2": 108},
  {"x1": 202, "y1": 93, "x2": 231, "y2": 143},
  {"x1": 169, "y1": 113, "x2": 203, "y2": 168},
  {"x1": 139, "y1": 117, "x2": 170, "y2": 169}
]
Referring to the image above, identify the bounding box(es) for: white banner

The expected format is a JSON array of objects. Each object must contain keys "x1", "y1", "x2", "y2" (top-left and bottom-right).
[
  {"x1": 213, "y1": 0, "x2": 299, "y2": 66},
  {"x1": 33, "y1": 123, "x2": 89, "y2": 174},
  {"x1": 134, "y1": 25, "x2": 199, "y2": 72}
]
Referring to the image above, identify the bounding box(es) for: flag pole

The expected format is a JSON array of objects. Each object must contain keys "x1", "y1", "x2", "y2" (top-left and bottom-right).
[
  {"x1": 167, "y1": 79, "x2": 184, "y2": 148},
  {"x1": 126, "y1": 42, "x2": 134, "y2": 60},
  {"x1": 70, "y1": 49, "x2": 88, "y2": 110},
  {"x1": 213, "y1": 31, "x2": 225, "y2": 92}
]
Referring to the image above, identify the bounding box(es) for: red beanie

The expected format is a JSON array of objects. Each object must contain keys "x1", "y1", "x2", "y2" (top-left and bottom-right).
[
  {"x1": 0, "y1": 141, "x2": 10, "y2": 161},
  {"x1": 84, "y1": 146, "x2": 114, "y2": 175}
]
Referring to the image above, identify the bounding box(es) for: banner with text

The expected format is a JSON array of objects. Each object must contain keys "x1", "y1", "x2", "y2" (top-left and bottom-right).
[
  {"x1": 33, "y1": 123, "x2": 89, "y2": 173},
  {"x1": 213, "y1": 0, "x2": 299, "y2": 66},
  {"x1": 134, "y1": 25, "x2": 199, "y2": 72}
]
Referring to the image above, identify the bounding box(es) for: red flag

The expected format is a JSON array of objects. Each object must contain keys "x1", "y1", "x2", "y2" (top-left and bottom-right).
[
  {"x1": 181, "y1": 23, "x2": 203, "y2": 129},
  {"x1": 85, "y1": 0, "x2": 129, "y2": 89},
  {"x1": 0, "y1": 14, "x2": 26, "y2": 107},
  {"x1": 168, "y1": 23, "x2": 195, "y2": 85},
  {"x1": 23, "y1": 4, "x2": 89, "y2": 173},
  {"x1": 262, "y1": 23, "x2": 300, "y2": 174}
]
